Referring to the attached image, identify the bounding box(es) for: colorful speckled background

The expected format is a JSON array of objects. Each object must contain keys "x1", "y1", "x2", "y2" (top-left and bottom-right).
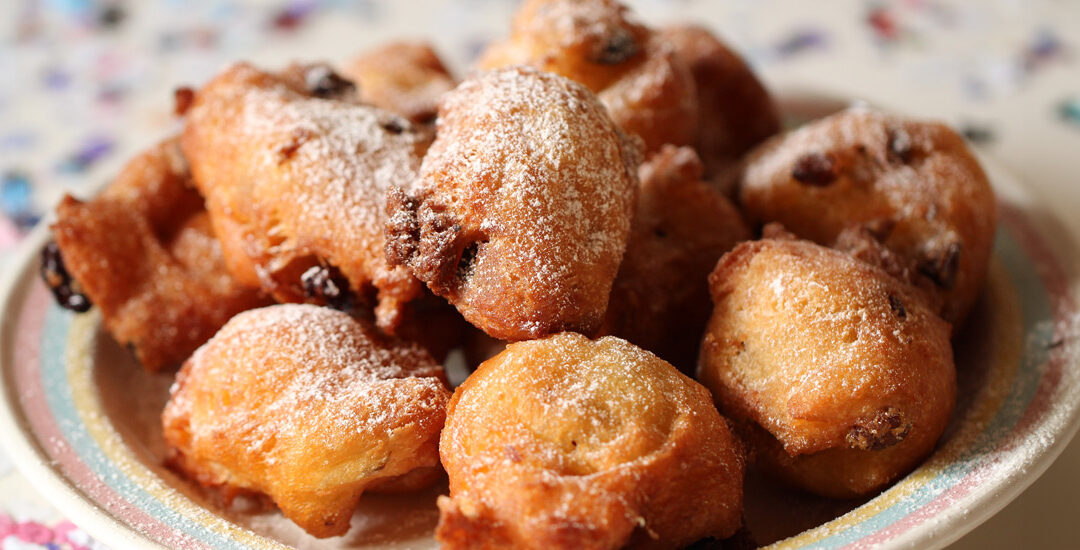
[{"x1": 1, "y1": 1, "x2": 1079, "y2": 548}]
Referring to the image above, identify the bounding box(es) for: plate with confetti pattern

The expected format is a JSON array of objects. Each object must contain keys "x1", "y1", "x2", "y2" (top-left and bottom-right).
[{"x1": 1, "y1": 92, "x2": 1080, "y2": 550}]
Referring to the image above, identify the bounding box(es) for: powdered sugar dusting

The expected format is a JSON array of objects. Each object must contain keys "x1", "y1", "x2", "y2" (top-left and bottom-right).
[
  {"x1": 171, "y1": 304, "x2": 445, "y2": 451},
  {"x1": 182, "y1": 63, "x2": 429, "y2": 321},
  {"x1": 399, "y1": 66, "x2": 639, "y2": 338},
  {"x1": 518, "y1": 0, "x2": 643, "y2": 51}
]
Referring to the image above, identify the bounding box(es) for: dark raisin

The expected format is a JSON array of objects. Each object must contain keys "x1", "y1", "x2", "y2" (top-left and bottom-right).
[
  {"x1": 173, "y1": 86, "x2": 195, "y2": 116},
  {"x1": 846, "y1": 407, "x2": 911, "y2": 451},
  {"x1": 40, "y1": 241, "x2": 92, "y2": 313},
  {"x1": 888, "y1": 293, "x2": 907, "y2": 319},
  {"x1": 791, "y1": 152, "x2": 837, "y2": 186},
  {"x1": 414, "y1": 205, "x2": 464, "y2": 294},
  {"x1": 887, "y1": 127, "x2": 913, "y2": 163},
  {"x1": 960, "y1": 123, "x2": 995, "y2": 144},
  {"x1": 589, "y1": 29, "x2": 639, "y2": 65},
  {"x1": 99, "y1": 4, "x2": 125, "y2": 28},
  {"x1": 276, "y1": 127, "x2": 312, "y2": 164},
  {"x1": 457, "y1": 241, "x2": 480, "y2": 280},
  {"x1": 653, "y1": 227, "x2": 668, "y2": 239},
  {"x1": 381, "y1": 118, "x2": 408, "y2": 135},
  {"x1": 305, "y1": 66, "x2": 356, "y2": 99},
  {"x1": 918, "y1": 242, "x2": 962, "y2": 289},
  {"x1": 301, "y1": 264, "x2": 354, "y2": 311}
]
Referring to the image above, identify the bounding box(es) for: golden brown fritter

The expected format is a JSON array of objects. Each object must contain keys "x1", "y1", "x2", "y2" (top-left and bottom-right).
[
  {"x1": 437, "y1": 333, "x2": 745, "y2": 549},
  {"x1": 600, "y1": 145, "x2": 750, "y2": 373},
  {"x1": 478, "y1": 0, "x2": 698, "y2": 154},
  {"x1": 698, "y1": 238, "x2": 956, "y2": 498},
  {"x1": 736, "y1": 107, "x2": 997, "y2": 325},
  {"x1": 385, "y1": 66, "x2": 641, "y2": 341},
  {"x1": 659, "y1": 24, "x2": 780, "y2": 178},
  {"x1": 162, "y1": 304, "x2": 451, "y2": 538},
  {"x1": 342, "y1": 40, "x2": 456, "y2": 124},
  {"x1": 47, "y1": 138, "x2": 269, "y2": 372},
  {"x1": 180, "y1": 61, "x2": 431, "y2": 331}
]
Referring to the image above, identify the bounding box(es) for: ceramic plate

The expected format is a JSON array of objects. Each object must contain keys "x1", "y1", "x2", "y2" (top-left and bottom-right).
[{"x1": 2, "y1": 95, "x2": 1080, "y2": 550}]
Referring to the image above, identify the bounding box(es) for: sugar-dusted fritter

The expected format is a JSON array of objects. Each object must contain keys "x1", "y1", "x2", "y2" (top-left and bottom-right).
[
  {"x1": 342, "y1": 40, "x2": 456, "y2": 125},
  {"x1": 162, "y1": 304, "x2": 451, "y2": 538},
  {"x1": 659, "y1": 24, "x2": 780, "y2": 179},
  {"x1": 438, "y1": 333, "x2": 744, "y2": 549},
  {"x1": 600, "y1": 145, "x2": 750, "y2": 373},
  {"x1": 385, "y1": 66, "x2": 641, "y2": 341},
  {"x1": 698, "y1": 238, "x2": 956, "y2": 498},
  {"x1": 45, "y1": 138, "x2": 269, "y2": 372},
  {"x1": 737, "y1": 107, "x2": 997, "y2": 325},
  {"x1": 478, "y1": 0, "x2": 698, "y2": 154},
  {"x1": 180, "y1": 61, "x2": 431, "y2": 331}
]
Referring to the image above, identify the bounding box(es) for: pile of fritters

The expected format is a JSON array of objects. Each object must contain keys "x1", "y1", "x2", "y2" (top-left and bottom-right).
[{"x1": 42, "y1": 0, "x2": 997, "y2": 547}]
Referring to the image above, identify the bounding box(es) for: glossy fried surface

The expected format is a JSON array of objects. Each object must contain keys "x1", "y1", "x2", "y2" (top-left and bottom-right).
[
  {"x1": 385, "y1": 67, "x2": 640, "y2": 341},
  {"x1": 660, "y1": 24, "x2": 780, "y2": 178},
  {"x1": 600, "y1": 145, "x2": 750, "y2": 373},
  {"x1": 342, "y1": 40, "x2": 456, "y2": 124},
  {"x1": 737, "y1": 107, "x2": 997, "y2": 325},
  {"x1": 478, "y1": 0, "x2": 698, "y2": 154},
  {"x1": 162, "y1": 304, "x2": 451, "y2": 538},
  {"x1": 180, "y1": 61, "x2": 430, "y2": 331},
  {"x1": 50, "y1": 139, "x2": 269, "y2": 371},
  {"x1": 437, "y1": 333, "x2": 744, "y2": 549},
  {"x1": 698, "y1": 238, "x2": 956, "y2": 498}
]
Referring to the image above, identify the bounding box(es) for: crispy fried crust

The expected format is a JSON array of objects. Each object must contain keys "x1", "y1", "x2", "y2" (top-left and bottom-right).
[
  {"x1": 698, "y1": 238, "x2": 956, "y2": 498},
  {"x1": 478, "y1": 0, "x2": 698, "y2": 154},
  {"x1": 600, "y1": 145, "x2": 750, "y2": 373},
  {"x1": 438, "y1": 333, "x2": 745, "y2": 549},
  {"x1": 385, "y1": 67, "x2": 640, "y2": 341},
  {"x1": 180, "y1": 61, "x2": 431, "y2": 331},
  {"x1": 736, "y1": 107, "x2": 997, "y2": 325},
  {"x1": 162, "y1": 304, "x2": 451, "y2": 538},
  {"x1": 659, "y1": 24, "x2": 780, "y2": 178},
  {"x1": 342, "y1": 40, "x2": 456, "y2": 124},
  {"x1": 50, "y1": 138, "x2": 269, "y2": 371}
]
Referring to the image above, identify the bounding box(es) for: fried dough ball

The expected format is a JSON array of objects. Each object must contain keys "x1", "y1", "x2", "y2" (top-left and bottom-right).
[
  {"x1": 46, "y1": 138, "x2": 269, "y2": 371},
  {"x1": 180, "y1": 61, "x2": 431, "y2": 331},
  {"x1": 698, "y1": 238, "x2": 956, "y2": 498},
  {"x1": 736, "y1": 107, "x2": 997, "y2": 325},
  {"x1": 437, "y1": 333, "x2": 745, "y2": 549},
  {"x1": 385, "y1": 67, "x2": 641, "y2": 341},
  {"x1": 478, "y1": 0, "x2": 698, "y2": 154},
  {"x1": 342, "y1": 40, "x2": 456, "y2": 125},
  {"x1": 659, "y1": 24, "x2": 780, "y2": 178},
  {"x1": 600, "y1": 145, "x2": 750, "y2": 373},
  {"x1": 162, "y1": 304, "x2": 451, "y2": 538}
]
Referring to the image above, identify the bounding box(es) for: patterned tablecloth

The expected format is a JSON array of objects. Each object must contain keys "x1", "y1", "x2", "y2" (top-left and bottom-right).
[{"x1": 1, "y1": 1, "x2": 1078, "y2": 548}]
